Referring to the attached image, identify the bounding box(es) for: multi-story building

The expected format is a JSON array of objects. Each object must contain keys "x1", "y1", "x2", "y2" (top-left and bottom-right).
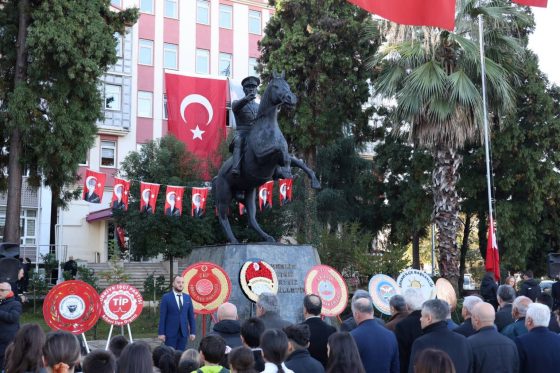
[{"x1": 57, "y1": 0, "x2": 273, "y2": 263}]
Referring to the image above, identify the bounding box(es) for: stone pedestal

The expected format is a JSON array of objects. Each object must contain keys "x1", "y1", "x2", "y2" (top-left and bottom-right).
[{"x1": 182, "y1": 243, "x2": 321, "y2": 325}]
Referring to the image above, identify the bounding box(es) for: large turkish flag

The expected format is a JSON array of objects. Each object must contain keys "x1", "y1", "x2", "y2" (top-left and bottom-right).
[
  {"x1": 165, "y1": 73, "x2": 228, "y2": 169},
  {"x1": 347, "y1": 0, "x2": 456, "y2": 31},
  {"x1": 512, "y1": 0, "x2": 547, "y2": 6}
]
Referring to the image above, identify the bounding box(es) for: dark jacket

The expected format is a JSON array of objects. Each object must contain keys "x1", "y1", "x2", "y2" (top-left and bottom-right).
[
  {"x1": 467, "y1": 325, "x2": 519, "y2": 373},
  {"x1": 340, "y1": 316, "x2": 384, "y2": 332},
  {"x1": 394, "y1": 310, "x2": 422, "y2": 373},
  {"x1": 501, "y1": 318, "x2": 528, "y2": 340},
  {"x1": 480, "y1": 274, "x2": 499, "y2": 309},
  {"x1": 385, "y1": 311, "x2": 409, "y2": 332},
  {"x1": 0, "y1": 297, "x2": 22, "y2": 367},
  {"x1": 551, "y1": 281, "x2": 560, "y2": 311},
  {"x1": 494, "y1": 303, "x2": 514, "y2": 332},
  {"x1": 285, "y1": 349, "x2": 324, "y2": 373},
  {"x1": 303, "y1": 317, "x2": 336, "y2": 368},
  {"x1": 515, "y1": 326, "x2": 560, "y2": 373},
  {"x1": 519, "y1": 278, "x2": 541, "y2": 301},
  {"x1": 351, "y1": 319, "x2": 399, "y2": 373},
  {"x1": 259, "y1": 311, "x2": 292, "y2": 331},
  {"x1": 158, "y1": 291, "x2": 196, "y2": 350},
  {"x1": 209, "y1": 319, "x2": 242, "y2": 348},
  {"x1": 409, "y1": 321, "x2": 472, "y2": 373},
  {"x1": 548, "y1": 311, "x2": 560, "y2": 333},
  {"x1": 454, "y1": 318, "x2": 477, "y2": 337},
  {"x1": 252, "y1": 348, "x2": 265, "y2": 372}
]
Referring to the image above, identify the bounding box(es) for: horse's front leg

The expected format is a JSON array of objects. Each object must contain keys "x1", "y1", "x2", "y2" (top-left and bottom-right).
[
  {"x1": 215, "y1": 177, "x2": 239, "y2": 244},
  {"x1": 245, "y1": 188, "x2": 275, "y2": 242},
  {"x1": 289, "y1": 156, "x2": 321, "y2": 189}
]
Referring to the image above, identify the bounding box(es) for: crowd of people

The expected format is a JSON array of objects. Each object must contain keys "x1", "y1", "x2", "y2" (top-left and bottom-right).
[{"x1": 2, "y1": 271, "x2": 560, "y2": 373}]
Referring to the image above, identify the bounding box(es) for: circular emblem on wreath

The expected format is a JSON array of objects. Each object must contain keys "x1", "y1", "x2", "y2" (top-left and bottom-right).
[
  {"x1": 304, "y1": 265, "x2": 348, "y2": 317},
  {"x1": 368, "y1": 274, "x2": 400, "y2": 315},
  {"x1": 182, "y1": 262, "x2": 232, "y2": 314},
  {"x1": 239, "y1": 259, "x2": 278, "y2": 303},
  {"x1": 100, "y1": 284, "x2": 144, "y2": 326}
]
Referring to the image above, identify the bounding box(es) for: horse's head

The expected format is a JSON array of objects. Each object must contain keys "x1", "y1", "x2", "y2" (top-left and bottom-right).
[{"x1": 269, "y1": 71, "x2": 297, "y2": 110}]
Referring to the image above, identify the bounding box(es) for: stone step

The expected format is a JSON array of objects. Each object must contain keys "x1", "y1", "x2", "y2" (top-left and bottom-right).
[{"x1": 81, "y1": 262, "x2": 170, "y2": 292}]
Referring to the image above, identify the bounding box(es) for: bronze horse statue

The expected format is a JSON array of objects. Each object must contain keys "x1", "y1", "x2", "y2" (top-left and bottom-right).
[{"x1": 213, "y1": 72, "x2": 321, "y2": 243}]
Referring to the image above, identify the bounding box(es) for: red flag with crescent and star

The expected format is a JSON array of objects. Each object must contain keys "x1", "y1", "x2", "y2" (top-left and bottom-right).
[
  {"x1": 258, "y1": 181, "x2": 274, "y2": 211},
  {"x1": 347, "y1": 0, "x2": 456, "y2": 31},
  {"x1": 512, "y1": 0, "x2": 547, "y2": 6},
  {"x1": 485, "y1": 217, "x2": 501, "y2": 281},
  {"x1": 278, "y1": 178, "x2": 293, "y2": 206},
  {"x1": 139, "y1": 182, "x2": 160, "y2": 214},
  {"x1": 165, "y1": 73, "x2": 227, "y2": 169},
  {"x1": 112, "y1": 178, "x2": 130, "y2": 210},
  {"x1": 83, "y1": 169, "x2": 106, "y2": 204},
  {"x1": 191, "y1": 187, "x2": 209, "y2": 217},
  {"x1": 164, "y1": 185, "x2": 185, "y2": 217}
]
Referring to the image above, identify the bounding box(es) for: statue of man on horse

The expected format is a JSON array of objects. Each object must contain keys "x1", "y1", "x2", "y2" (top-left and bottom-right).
[{"x1": 213, "y1": 72, "x2": 320, "y2": 243}]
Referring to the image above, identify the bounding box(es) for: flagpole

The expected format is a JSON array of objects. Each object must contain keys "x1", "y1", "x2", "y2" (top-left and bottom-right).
[{"x1": 477, "y1": 14, "x2": 495, "y2": 227}]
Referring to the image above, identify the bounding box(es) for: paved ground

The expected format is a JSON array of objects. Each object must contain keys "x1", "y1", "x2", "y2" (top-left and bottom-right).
[{"x1": 87, "y1": 337, "x2": 162, "y2": 351}]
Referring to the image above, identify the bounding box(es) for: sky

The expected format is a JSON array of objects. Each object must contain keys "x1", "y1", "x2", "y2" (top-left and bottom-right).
[{"x1": 528, "y1": 2, "x2": 560, "y2": 85}]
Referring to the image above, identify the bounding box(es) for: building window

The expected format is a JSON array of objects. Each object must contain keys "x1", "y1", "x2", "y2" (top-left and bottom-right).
[
  {"x1": 138, "y1": 39, "x2": 153, "y2": 65},
  {"x1": 115, "y1": 34, "x2": 123, "y2": 58},
  {"x1": 219, "y1": 4, "x2": 233, "y2": 29},
  {"x1": 248, "y1": 10, "x2": 261, "y2": 35},
  {"x1": 248, "y1": 57, "x2": 258, "y2": 77},
  {"x1": 196, "y1": 0, "x2": 210, "y2": 25},
  {"x1": 137, "y1": 91, "x2": 153, "y2": 118},
  {"x1": 104, "y1": 84, "x2": 121, "y2": 111},
  {"x1": 195, "y1": 49, "x2": 210, "y2": 75},
  {"x1": 111, "y1": 0, "x2": 121, "y2": 7},
  {"x1": 163, "y1": 43, "x2": 178, "y2": 70},
  {"x1": 163, "y1": 94, "x2": 168, "y2": 119},
  {"x1": 219, "y1": 53, "x2": 232, "y2": 77},
  {"x1": 164, "y1": 0, "x2": 178, "y2": 18},
  {"x1": 140, "y1": 0, "x2": 154, "y2": 14},
  {"x1": 100, "y1": 140, "x2": 117, "y2": 167},
  {"x1": 0, "y1": 208, "x2": 37, "y2": 245}
]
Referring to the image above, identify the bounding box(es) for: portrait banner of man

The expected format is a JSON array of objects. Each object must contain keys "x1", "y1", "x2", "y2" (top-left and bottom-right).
[
  {"x1": 139, "y1": 182, "x2": 160, "y2": 214},
  {"x1": 258, "y1": 181, "x2": 274, "y2": 211},
  {"x1": 165, "y1": 185, "x2": 185, "y2": 217},
  {"x1": 112, "y1": 178, "x2": 130, "y2": 210},
  {"x1": 191, "y1": 187, "x2": 209, "y2": 218},
  {"x1": 83, "y1": 169, "x2": 106, "y2": 204},
  {"x1": 278, "y1": 178, "x2": 293, "y2": 206}
]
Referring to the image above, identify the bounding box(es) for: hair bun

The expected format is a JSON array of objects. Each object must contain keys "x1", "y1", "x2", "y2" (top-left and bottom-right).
[{"x1": 53, "y1": 362, "x2": 70, "y2": 373}]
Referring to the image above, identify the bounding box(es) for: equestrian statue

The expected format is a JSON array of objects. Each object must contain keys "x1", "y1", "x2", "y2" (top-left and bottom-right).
[{"x1": 213, "y1": 72, "x2": 321, "y2": 243}]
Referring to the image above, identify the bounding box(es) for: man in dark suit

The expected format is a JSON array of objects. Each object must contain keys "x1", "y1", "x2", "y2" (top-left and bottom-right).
[
  {"x1": 302, "y1": 294, "x2": 336, "y2": 368},
  {"x1": 192, "y1": 194, "x2": 205, "y2": 218},
  {"x1": 519, "y1": 270, "x2": 541, "y2": 301},
  {"x1": 240, "y1": 317, "x2": 266, "y2": 372},
  {"x1": 0, "y1": 282, "x2": 22, "y2": 368},
  {"x1": 409, "y1": 299, "x2": 472, "y2": 373},
  {"x1": 158, "y1": 275, "x2": 196, "y2": 351},
  {"x1": 340, "y1": 289, "x2": 385, "y2": 332},
  {"x1": 502, "y1": 296, "x2": 532, "y2": 340},
  {"x1": 468, "y1": 302, "x2": 519, "y2": 373},
  {"x1": 351, "y1": 297, "x2": 399, "y2": 373},
  {"x1": 454, "y1": 295, "x2": 482, "y2": 337},
  {"x1": 395, "y1": 288, "x2": 425, "y2": 373},
  {"x1": 257, "y1": 292, "x2": 292, "y2": 330},
  {"x1": 285, "y1": 324, "x2": 324, "y2": 373},
  {"x1": 515, "y1": 303, "x2": 560, "y2": 373},
  {"x1": 495, "y1": 284, "x2": 516, "y2": 331}
]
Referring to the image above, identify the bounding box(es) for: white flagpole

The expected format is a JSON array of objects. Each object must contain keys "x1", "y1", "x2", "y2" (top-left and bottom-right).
[{"x1": 478, "y1": 14, "x2": 495, "y2": 226}]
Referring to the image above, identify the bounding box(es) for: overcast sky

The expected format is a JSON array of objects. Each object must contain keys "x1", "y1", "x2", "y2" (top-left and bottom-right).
[{"x1": 528, "y1": 2, "x2": 559, "y2": 85}]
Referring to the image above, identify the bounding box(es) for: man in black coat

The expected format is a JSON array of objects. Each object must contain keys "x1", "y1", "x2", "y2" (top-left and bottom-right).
[
  {"x1": 395, "y1": 288, "x2": 425, "y2": 373},
  {"x1": 551, "y1": 277, "x2": 560, "y2": 311},
  {"x1": 468, "y1": 302, "x2": 519, "y2": 373},
  {"x1": 454, "y1": 296, "x2": 482, "y2": 337},
  {"x1": 409, "y1": 299, "x2": 472, "y2": 373},
  {"x1": 209, "y1": 302, "x2": 242, "y2": 348},
  {"x1": 284, "y1": 324, "x2": 324, "y2": 373},
  {"x1": 257, "y1": 292, "x2": 292, "y2": 330},
  {"x1": 480, "y1": 272, "x2": 499, "y2": 310},
  {"x1": 535, "y1": 293, "x2": 560, "y2": 332},
  {"x1": 302, "y1": 294, "x2": 336, "y2": 368},
  {"x1": 495, "y1": 284, "x2": 516, "y2": 331},
  {"x1": 519, "y1": 270, "x2": 541, "y2": 301},
  {"x1": 515, "y1": 303, "x2": 560, "y2": 373},
  {"x1": 0, "y1": 282, "x2": 22, "y2": 368}
]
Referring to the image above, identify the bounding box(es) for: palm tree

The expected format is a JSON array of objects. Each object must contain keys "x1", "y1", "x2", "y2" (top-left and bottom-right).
[{"x1": 370, "y1": 0, "x2": 530, "y2": 292}]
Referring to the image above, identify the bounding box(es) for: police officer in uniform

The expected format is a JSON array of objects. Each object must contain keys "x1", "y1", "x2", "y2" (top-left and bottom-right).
[{"x1": 231, "y1": 76, "x2": 260, "y2": 176}]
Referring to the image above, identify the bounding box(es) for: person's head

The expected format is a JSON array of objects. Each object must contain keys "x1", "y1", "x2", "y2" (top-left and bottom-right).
[
  {"x1": 326, "y1": 332, "x2": 365, "y2": 373},
  {"x1": 303, "y1": 294, "x2": 322, "y2": 317},
  {"x1": 240, "y1": 317, "x2": 265, "y2": 348},
  {"x1": 525, "y1": 303, "x2": 551, "y2": 331},
  {"x1": 413, "y1": 348, "x2": 456, "y2": 373},
  {"x1": 108, "y1": 335, "x2": 129, "y2": 358},
  {"x1": 142, "y1": 189, "x2": 151, "y2": 204},
  {"x1": 471, "y1": 302, "x2": 496, "y2": 331},
  {"x1": 167, "y1": 192, "x2": 176, "y2": 207},
  {"x1": 241, "y1": 76, "x2": 260, "y2": 97},
  {"x1": 42, "y1": 331, "x2": 81, "y2": 373},
  {"x1": 523, "y1": 270, "x2": 534, "y2": 280},
  {"x1": 461, "y1": 296, "x2": 482, "y2": 319},
  {"x1": 260, "y1": 329, "x2": 289, "y2": 368},
  {"x1": 351, "y1": 289, "x2": 373, "y2": 304},
  {"x1": 284, "y1": 324, "x2": 311, "y2": 354},
  {"x1": 505, "y1": 276, "x2": 516, "y2": 287},
  {"x1": 82, "y1": 349, "x2": 116, "y2": 373},
  {"x1": 117, "y1": 341, "x2": 153, "y2": 373},
  {"x1": 257, "y1": 292, "x2": 279, "y2": 317},
  {"x1": 389, "y1": 295, "x2": 407, "y2": 315},
  {"x1": 87, "y1": 177, "x2": 96, "y2": 192},
  {"x1": 351, "y1": 297, "x2": 374, "y2": 324},
  {"x1": 152, "y1": 345, "x2": 176, "y2": 373},
  {"x1": 193, "y1": 194, "x2": 202, "y2": 208},
  {"x1": 4, "y1": 323, "x2": 46, "y2": 373},
  {"x1": 199, "y1": 335, "x2": 227, "y2": 365},
  {"x1": 217, "y1": 302, "x2": 238, "y2": 321},
  {"x1": 536, "y1": 293, "x2": 554, "y2": 310},
  {"x1": 177, "y1": 359, "x2": 200, "y2": 373},
  {"x1": 497, "y1": 285, "x2": 516, "y2": 306},
  {"x1": 172, "y1": 275, "x2": 184, "y2": 293},
  {"x1": 0, "y1": 282, "x2": 13, "y2": 300},
  {"x1": 179, "y1": 348, "x2": 200, "y2": 364},
  {"x1": 403, "y1": 288, "x2": 425, "y2": 311},
  {"x1": 512, "y1": 296, "x2": 533, "y2": 320},
  {"x1": 228, "y1": 346, "x2": 256, "y2": 373},
  {"x1": 420, "y1": 299, "x2": 449, "y2": 329}
]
